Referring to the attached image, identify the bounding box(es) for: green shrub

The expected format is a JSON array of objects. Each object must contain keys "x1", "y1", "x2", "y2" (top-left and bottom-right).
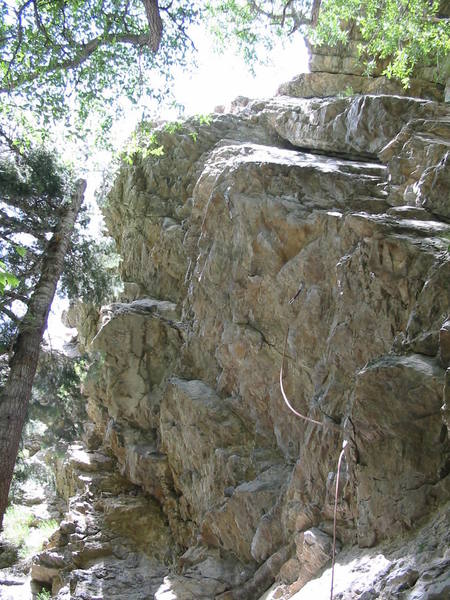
[
  {"x1": 3, "y1": 506, "x2": 58, "y2": 559},
  {"x1": 2, "y1": 505, "x2": 33, "y2": 548}
]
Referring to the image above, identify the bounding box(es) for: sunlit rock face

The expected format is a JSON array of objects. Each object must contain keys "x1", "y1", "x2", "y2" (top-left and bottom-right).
[{"x1": 52, "y1": 87, "x2": 449, "y2": 599}]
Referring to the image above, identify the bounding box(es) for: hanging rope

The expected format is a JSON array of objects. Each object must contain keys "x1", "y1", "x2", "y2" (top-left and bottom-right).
[
  {"x1": 279, "y1": 331, "x2": 323, "y2": 426},
  {"x1": 330, "y1": 440, "x2": 348, "y2": 600},
  {"x1": 279, "y1": 314, "x2": 348, "y2": 600}
]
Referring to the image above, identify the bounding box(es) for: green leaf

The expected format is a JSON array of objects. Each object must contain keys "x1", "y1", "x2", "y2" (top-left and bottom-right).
[
  {"x1": 195, "y1": 113, "x2": 212, "y2": 126},
  {"x1": 0, "y1": 270, "x2": 19, "y2": 295},
  {"x1": 148, "y1": 145, "x2": 164, "y2": 157},
  {"x1": 5, "y1": 273, "x2": 19, "y2": 287}
]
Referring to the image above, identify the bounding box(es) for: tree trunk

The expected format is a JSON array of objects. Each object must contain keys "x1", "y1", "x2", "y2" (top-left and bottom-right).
[
  {"x1": 311, "y1": 0, "x2": 322, "y2": 26},
  {"x1": 141, "y1": 0, "x2": 163, "y2": 52},
  {"x1": 0, "y1": 179, "x2": 86, "y2": 529}
]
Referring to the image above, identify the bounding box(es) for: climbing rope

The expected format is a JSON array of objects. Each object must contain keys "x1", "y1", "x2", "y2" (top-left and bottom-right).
[{"x1": 280, "y1": 323, "x2": 347, "y2": 600}]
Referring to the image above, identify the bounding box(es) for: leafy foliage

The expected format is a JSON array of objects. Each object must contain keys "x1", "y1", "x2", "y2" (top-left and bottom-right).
[
  {"x1": 0, "y1": 258, "x2": 19, "y2": 294},
  {"x1": 61, "y1": 235, "x2": 121, "y2": 305},
  {"x1": 121, "y1": 112, "x2": 214, "y2": 164},
  {"x1": 0, "y1": 0, "x2": 199, "y2": 124},
  {"x1": 0, "y1": 137, "x2": 116, "y2": 357},
  {"x1": 207, "y1": 1, "x2": 317, "y2": 64},
  {"x1": 0, "y1": 143, "x2": 73, "y2": 347},
  {"x1": 1, "y1": 0, "x2": 447, "y2": 145},
  {"x1": 32, "y1": 351, "x2": 88, "y2": 419},
  {"x1": 313, "y1": 0, "x2": 450, "y2": 86},
  {"x1": 3, "y1": 504, "x2": 58, "y2": 559},
  {"x1": 2, "y1": 504, "x2": 33, "y2": 548},
  {"x1": 0, "y1": 1, "x2": 318, "y2": 138}
]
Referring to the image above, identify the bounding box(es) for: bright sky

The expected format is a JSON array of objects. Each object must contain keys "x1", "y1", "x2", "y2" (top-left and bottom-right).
[
  {"x1": 172, "y1": 30, "x2": 309, "y2": 115},
  {"x1": 45, "y1": 31, "x2": 309, "y2": 350}
]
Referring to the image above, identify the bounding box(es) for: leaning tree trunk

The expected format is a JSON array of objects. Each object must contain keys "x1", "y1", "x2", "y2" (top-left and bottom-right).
[{"x1": 0, "y1": 179, "x2": 86, "y2": 529}]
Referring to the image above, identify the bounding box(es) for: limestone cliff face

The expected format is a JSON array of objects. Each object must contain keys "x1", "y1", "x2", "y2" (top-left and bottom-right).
[{"x1": 45, "y1": 88, "x2": 449, "y2": 599}]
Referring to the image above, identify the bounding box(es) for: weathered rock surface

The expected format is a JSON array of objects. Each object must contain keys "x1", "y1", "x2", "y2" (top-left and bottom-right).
[
  {"x1": 264, "y1": 501, "x2": 450, "y2": 600},
  {"x1": 380, "y1": 115, "x2": 450, "y2": 218},
  {"x1": 302, "y1": 14, "x2": 448, "y2": 103},
  {"x1": 277, "y1": 72, "x2": 445, "y2": 103},
  {"x1": 60, "y1": 82, "x2": 449, "y2": 598},
  {"x1": 31, "y1": 442, "x2": 172, "y2": 599}
]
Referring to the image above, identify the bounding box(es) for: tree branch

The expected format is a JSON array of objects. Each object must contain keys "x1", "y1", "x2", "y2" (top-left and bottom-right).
[
  {"x1": 0, "y1": 127, "x2": 24, "y2": 157},
  {"x1": 0, "y1": 209, "x2": 51, "y2": 240},
  {"x1": 1, "y1": 29, "x2": 159, "y2": 93},
  {"x1": 161, "y1": 5, "x2": 196, "y2": 52},
  {"x1": 281, "y1": 0, "x2": 294, "y2": 27},
  {"x1": 0, "y1": 290, "x2": 30, "y2": 306},
  {"x1": 32, "y1": 0, "x2": 52, "y2": 44},
  {"x1": 247, "y1": 0, "x2": 312, "y2": 26},
  {"x1": 0, "y1": 306, "x2": 20, "y2": 324},
  {"x1": 1, "y1": 1, "x2": 165, "y2": 94}
]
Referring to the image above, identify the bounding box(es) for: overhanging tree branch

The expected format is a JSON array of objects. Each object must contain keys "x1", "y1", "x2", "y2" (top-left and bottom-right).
[
  {"x1": 0, "y1": 30, "x2": 157, "y2": 93},
  {"x1": 0, "y1": 306, "x2": 20, "y2": 324},
  {"x1": 3, "y1": 0, "x2": 32, "y2": 84},
  {"x1": 247, "y1": 0, "x2": 317, "y2": 27},
  {"x1": 1, "y1": 0, "x2": 165, "y2": 94},
  {"x1": 310, "y1": 0, "x2": 322, "y2": 26}
]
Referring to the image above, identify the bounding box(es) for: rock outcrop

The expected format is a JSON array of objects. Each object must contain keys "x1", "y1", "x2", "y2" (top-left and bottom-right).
[
  {"x1": 298, "y1": 8, "x2": 450, "y2": 104},
  {"x1": 40, "y1": 85, "x2": 449, "y2": 597}
]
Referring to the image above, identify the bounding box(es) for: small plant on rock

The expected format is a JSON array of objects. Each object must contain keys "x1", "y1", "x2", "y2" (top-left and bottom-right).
[
  {"x1": 18, "y1": 517, "x2": 59, "y2": 558},
  {"x1": 195, "y1": 113, "x2": 212, "y2": 126},
  {"x1": 164, "y1": 120, "x2": 183, "y2": 134}
]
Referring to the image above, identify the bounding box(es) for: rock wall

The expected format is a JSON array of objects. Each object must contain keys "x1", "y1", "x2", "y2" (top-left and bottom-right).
[
  {"x1": 295, "y1": 2, "x2": 450, "y2": 103},
  {"x1": 45, "y1": 85, "x2": 449, "y2": 598}
]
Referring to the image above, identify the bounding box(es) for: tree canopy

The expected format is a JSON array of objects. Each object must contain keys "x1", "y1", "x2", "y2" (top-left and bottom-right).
[
  {"x1": 1, "y1": 1, "x2": 447, "y2": 137},
  {"x1": 0, "y1": 143, "x2": 71, "y2": 343},
  {"x1": 0, "y1": 141, "x2": 117, "y2": 354},
  {"x1": 1, "y1": 0, "x2": 194, "y2": 123},
  {"x1": 0, "y1": 1, "x2": 322, "y2": 130}
]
